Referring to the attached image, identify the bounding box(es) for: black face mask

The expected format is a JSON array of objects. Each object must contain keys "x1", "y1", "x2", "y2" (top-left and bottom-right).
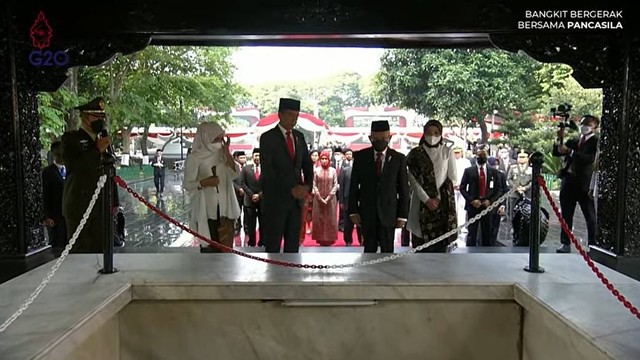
[
  {"x1": 476, "y1": 156, "x2": 487, "y2": 165},
  {"x1": 371, "y1": 139, "x2": 389, "y2": 152},
  {"x1": 90, "y1": 119, "x2": 105, "y2": 134}
]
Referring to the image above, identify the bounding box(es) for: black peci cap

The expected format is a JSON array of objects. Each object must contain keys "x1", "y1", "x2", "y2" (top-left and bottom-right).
[
  {"x1": 278, "y1": 98, "x2": 301, "y2": 112},
  {"x1": 371, "y1": 120, "x2": 390, "y2": 132}
]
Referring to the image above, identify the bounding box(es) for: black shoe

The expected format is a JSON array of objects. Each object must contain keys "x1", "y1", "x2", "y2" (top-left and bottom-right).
[{"x1": 556, "y1": 244, "x2": 571, "y2": 253}]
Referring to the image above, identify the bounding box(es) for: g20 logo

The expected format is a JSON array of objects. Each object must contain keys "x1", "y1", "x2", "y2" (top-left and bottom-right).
[
  {"x1": 28, "y1": 11, "x2": 70, "y2": 67},
  {"x1": 29, "y1": 50, "x2": 69, "y2": 67}
]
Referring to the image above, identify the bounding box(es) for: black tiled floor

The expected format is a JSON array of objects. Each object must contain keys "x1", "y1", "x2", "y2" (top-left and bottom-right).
[
  {"x1": 118, "y1": 173, "x2": 191, "y2": 252},
  {"x1": 116, "y1": 173, "x2": 589, "y2": 253}
]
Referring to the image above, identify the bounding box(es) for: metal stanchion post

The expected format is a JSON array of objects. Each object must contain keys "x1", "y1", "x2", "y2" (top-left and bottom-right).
[
  {"x1": 100, "y1": 152, "x2": 117, "y2": 274},
  {"x1": 524, "y1": 152, "x2": 545, "y2": 273}
]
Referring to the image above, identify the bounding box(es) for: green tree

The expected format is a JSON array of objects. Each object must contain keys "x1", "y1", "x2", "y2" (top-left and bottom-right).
[
  {"x1": 318, "y1": 95, "x2": 344, "y2": 126},
  {"x1": 245, "y1": 71, "x2": 373, "y2": 126},
  {"x1": 508, "y1": 66, "x2": 602, "y2": 154},
  {"x1": 76, "y1": 46, "x2": 243, "y2": 154},
  {"x1": 375, "y1": 49, "x2": 547, "y2": 143},
  {"x1": 540, "y1": 70, "x2": 603, "y2": 119},
  {"x1": 37, "y1": 86, "x2": 82, "y2": 152}
]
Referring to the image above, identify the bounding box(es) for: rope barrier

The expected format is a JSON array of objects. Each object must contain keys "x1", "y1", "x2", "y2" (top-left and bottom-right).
[
  {"x1": 3, "y1": 173, "x2": 638, "y2": 336},
  {"x1": 537, "y1": 175, "x2": 640, "y2": 320},
  {"x1": 114, "y1": 176, "x2": 519, "y2": 269},
  {"x1": 0, "y1": 175, "x2": 107, "y2": 334}
]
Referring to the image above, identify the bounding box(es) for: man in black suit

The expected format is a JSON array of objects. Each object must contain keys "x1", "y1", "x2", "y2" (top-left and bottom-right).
[
  {"x1": 42, "y1": 141, "x2": 67, "y2": 250},
  {"x1": 338, "y1": 149, "x2": 362, "y2": 246},
  {"x1": 553, "y1": 115, "x2": 599, "y2": 253},
  {"x1": 348, "y1": 121, "x2": 409, "y2": 253},
  {"x1": 240, "y1": 148, "x2": 263, "y2": 247},
  {"x1": 459, "y1": 147, "x2": 503, "y2": 247},
  {"x1": 233, "y1": 150, "x2": 247, "y2": 236},
  {"x1": 332, "y1": 146, "x2": 346, "y2": 231},
  {"x1": 152, "y1": 149, "x2": 166, "y2": 197},
  {"x1": 259, "y1": 98, "x2": 313, "y2": 253}
]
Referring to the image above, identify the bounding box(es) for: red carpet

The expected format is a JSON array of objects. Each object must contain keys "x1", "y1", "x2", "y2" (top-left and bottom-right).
[{"x1": 234, "y1": 228, "x2": 403, "y2": 247}]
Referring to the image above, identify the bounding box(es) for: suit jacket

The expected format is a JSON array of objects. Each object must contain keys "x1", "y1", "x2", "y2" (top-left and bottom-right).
[
  {"x1": 42, "y1": 164, "x2": 65, "y2": 221},
  {"x1": 338, "y1": 163, "x2": 353, "y2": 205},
  {"x1": 259, "y1": 126, "x2": 313, "y2": 211},
  {"x1": 348, "y1": 147, "x2": 409, "y2": 228},
  {"x1": 240, "y1": 164, "x2": 262, "y2": 208},
  {"x1": 232, "y1": 163, "x2": 244, "y2": 205},
  {"x1": 151, "y1": 156, "x2": 166, "y2": 176},
  {"x1": 459, "y1": 165, "x2": 502, "y2": 211},
  {"x1": 498, "y1": 158, "x2": 516, "y2": 174},
  {"x1": 61, "y1": 129, "x2": 119, "y2": 222},
  {"x1": 552, "y1": 135, "x2": 598, "y2": 193}
]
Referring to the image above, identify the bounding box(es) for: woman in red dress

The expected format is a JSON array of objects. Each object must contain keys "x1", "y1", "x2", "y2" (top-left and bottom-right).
[{"x1": 311, "y1": 150, "x2": 338, "y2": 246}]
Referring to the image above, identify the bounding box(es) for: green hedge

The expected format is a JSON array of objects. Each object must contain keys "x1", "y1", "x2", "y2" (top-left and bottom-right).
[{"x1": 116, "y1": 164, "x2": 154, "y2": 182}]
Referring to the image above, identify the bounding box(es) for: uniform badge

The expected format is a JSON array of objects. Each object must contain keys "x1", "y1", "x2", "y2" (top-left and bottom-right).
[{"x1": 79, "y1": 139, "x2": 89, "y2": 151}]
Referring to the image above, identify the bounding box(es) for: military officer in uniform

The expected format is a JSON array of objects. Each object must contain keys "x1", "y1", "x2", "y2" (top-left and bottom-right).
[{"x1": 61, "y1": 97, "x2": 119, "y2": 253}]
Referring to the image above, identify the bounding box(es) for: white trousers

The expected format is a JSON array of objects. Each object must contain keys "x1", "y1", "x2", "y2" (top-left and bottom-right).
[{"x1": 455, "y1": 190, "x2": 468, "y2": 242}]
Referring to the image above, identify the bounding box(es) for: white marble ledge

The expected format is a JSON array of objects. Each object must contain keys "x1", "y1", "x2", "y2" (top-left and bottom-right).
[
  {"x1": 0, "y1": 283, "x2": 131, "y2": 360},
  {"x1": 3, "y1": 253, "x2": 636, "y2": 287},
  {"x1": 0, "y1": 253, "x2": 639, "y2": 360},
  {"x1": 516, "y1": 283, "x2": 640, "y2": 359}
]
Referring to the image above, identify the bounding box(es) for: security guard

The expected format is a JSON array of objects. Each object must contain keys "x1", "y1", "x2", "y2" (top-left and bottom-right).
[{"x1": 61, "y1": 97, "x2": 119, "y2": 253}]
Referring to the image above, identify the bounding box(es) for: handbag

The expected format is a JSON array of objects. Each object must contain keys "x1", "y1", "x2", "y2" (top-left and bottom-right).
[{"x1": 202, "y1": 168, "x2": 236, "y2": 252}]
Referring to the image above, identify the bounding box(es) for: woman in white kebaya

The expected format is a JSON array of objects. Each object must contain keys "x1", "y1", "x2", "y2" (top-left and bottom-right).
[{"x1": 182, "y1": 122, "x2": 241, "y2": 252}]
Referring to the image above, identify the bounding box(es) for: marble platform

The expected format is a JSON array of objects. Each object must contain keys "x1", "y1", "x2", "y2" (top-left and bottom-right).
[{"x1": 0, "y1": 253, "x2": 639, "y2": 359}]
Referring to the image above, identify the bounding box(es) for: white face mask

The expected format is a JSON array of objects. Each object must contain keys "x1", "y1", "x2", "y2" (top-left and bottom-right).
[
  {"x1": 580, "y1": 125, "x2": 593, "y2": 135},
  {"x1": 424, "y1": 135, "x2": 441, "y2": 146},
  {"x1": 334, "y1": 155, "x2": 342, "y2": 161}
]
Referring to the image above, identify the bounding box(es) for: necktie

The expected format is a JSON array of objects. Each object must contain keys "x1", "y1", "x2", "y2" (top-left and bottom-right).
[
  {"x1": 254, "y1": 166, "x2": 260, "y2": 181},
  {"x1": 286, "y1": 131, "x2": 295, "y2": 161},
  {"x1": 60, "y1": 166, "x2": 66, "y2": 179},
  {"x1": 376, "y1": 152, "x2": 383, "y2": 176},
  {"x1": 578, "y1": 136, "x2": 585, "y2": 149},
  {"x1": 479, "y1": 166, "x2": 486, "y2": 198}
]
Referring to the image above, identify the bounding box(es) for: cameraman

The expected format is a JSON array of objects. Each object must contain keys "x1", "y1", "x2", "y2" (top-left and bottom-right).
[{"x1": 552, "y1": 115, "x2": 599, "y2": 253}]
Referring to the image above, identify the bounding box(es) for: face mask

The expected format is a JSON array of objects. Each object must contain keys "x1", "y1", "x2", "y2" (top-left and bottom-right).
[
  {"x1": 371, "y1": 139, "x2": 389, "y2": 152},
  {"x1": 90, "y1": 119, "x2": 105, "y2": 133},
  {"x1": 207, "y1": 142, "x2": 223, "y2": 152},
  {"x1": 580, "y1": 125, "x2": 593, "y2": 135},
  {"x1": 477, "y1": 156, "x2": 487, "y2": 165},
  {"x1": 424, "y1": 136, "x2": 441, "y2": 146},
  {"x1": 334, "y1": 155, "x2": 342, "y2": 161}
]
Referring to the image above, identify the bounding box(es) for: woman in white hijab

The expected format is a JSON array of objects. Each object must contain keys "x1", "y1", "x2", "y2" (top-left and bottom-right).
[{"x1": 182, "y1": 122, "x2": 241, "y2": 252}]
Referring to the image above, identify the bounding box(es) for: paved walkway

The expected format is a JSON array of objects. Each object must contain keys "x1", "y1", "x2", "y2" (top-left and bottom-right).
[{"x1": 116, "y1": 173, "x2": 589, "y2": 253}]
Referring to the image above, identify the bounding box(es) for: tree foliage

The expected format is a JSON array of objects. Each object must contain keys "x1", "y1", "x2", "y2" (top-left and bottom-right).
[
  {"x1": 74, "y1": 46, "x2": 244, "y2": 153},
  {"x1": 375, "y1": 48, "x2": 602, "y2": 149},
  {"x1": 375, "y1": 49, "x2": 544, "y2": 125},
  {"x1": 243, "y1": 72, "x2": 374, "y2": 127},
  {"x1": 37, "y1": 86, "x2": 82, "y2": 151}
]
